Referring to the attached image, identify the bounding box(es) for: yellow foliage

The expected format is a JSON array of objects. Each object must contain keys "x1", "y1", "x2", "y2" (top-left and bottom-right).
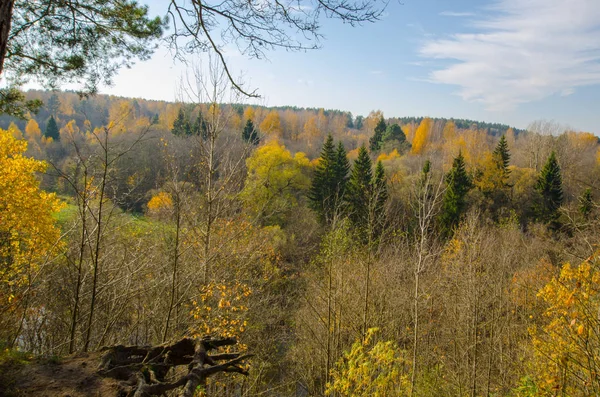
[
  {"x1": 347, "y1": 148, "x2": 360, "y2": 161},
  {"x1": 243, "y1": 106, "x2": 255, "y2": 122},
  {"x1": 0, "y1": 129, "x2": 64, "y2": 306},
  {"x1": 189, "y1": 281, "x2": 252, "y2": 344},
  {"x1": 411, "y1": 118, "x2": 432, "y2": 154},
  {"x1": 241, "y1": 140, "x2": 310, "y2": 225},
  {"x1": 60, "y1": 119, "x2": 80, "y2": 141},
  {"x1": 326, "y1": 328, "x2": 411, "y2": 397},
  {"x1": 259, "y1": 110, "x2": 282, "y2": 138},
  {"x1": 8, "y1": 122, "x2": 23, "y2": 140},
  {"x1": 377, "y1": 149, "x2": 401, "y2": 162},
  {"x1": 25, "y1": 119, "x2": 42, "y2": 140},
  {"x1": 147, "y1": 191, "x2": 174, "y2": 214},
  {"x1": 528, "y1": 252, "x2": 600, "y2": 395},
  {"x1": 443, "y1": 120, "x2": 457, "y2": 142},
  {"x1": 364, "y1": 110, "x2": 383, "y2": 132}
]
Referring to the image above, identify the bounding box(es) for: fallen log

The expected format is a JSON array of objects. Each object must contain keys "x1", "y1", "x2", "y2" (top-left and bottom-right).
[{"x1": 97, "y1": 337, "x2": 251, "y2": 397}]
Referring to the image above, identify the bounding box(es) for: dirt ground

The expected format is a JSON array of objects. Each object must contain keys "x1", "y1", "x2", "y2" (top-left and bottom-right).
[{"x1": 0, "y1": 352, "x2": 123, "y2": 397}]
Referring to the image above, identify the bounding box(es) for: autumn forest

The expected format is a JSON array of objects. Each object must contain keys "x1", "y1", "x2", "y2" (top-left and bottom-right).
[{"x1": 2, "y1": 82, "x2": 600, "y2": 397}]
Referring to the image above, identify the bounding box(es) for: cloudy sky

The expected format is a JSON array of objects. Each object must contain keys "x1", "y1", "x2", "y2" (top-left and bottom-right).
[{"x1": 100, "y1": 0, "x2": 600, "y2": 133}]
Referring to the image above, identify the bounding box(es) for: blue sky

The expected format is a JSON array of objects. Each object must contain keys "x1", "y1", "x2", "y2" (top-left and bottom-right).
[{"x1": 101, "y1": 0, "x2": 600, "y2": 133}]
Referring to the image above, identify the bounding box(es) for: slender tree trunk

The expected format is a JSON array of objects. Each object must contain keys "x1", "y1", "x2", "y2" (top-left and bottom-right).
[
  {"x1": 471, "y1": 278, "x2": 479, "y2": 397},
  {"x1": 69, "y1": 176, "x2": 88, "y2": 353},
  {"x1": 84, "y1": 129, "x2": 109, "y2": 352},
  {"x1": 0, "y1": 0, "x2": 14, "y2": 76},
  {"x1": 362, "y1": 257, "x2": 371, "y2": 340},
  {"x1": 325, "y1": 257, "x2": 333, "y2": 392},
  {"x1": 203, "y1": 121, "x2": 216, "y2": 284},
  {"x1": 163, "y1": 200, "x2": 181, "y2": 342},
  {"x1": 411, "y1": 265, "x2": 420, "y2": 396}
]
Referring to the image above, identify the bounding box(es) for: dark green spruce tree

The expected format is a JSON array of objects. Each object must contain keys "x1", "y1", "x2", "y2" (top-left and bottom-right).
[
  {"x1": 484, "y1": 134, "x2": 512, "y2": 218},
  {"x1": 308, "y1": 135, "x2": 339, "y2": 224},
  {"x1": 371, "y1": 160, "x2": 388, "y2": 239},
  {"x1": 579, "y1": 188, "x2": 593, "y2": 220},
  {"x1": 346, "y1": 145, "x2": 374, "y2": 237},
  {"x1": 171, "y1": 107, "x2": 188, "y2": 136},
  {"x1": 383, "y1": 123, "x2": 406, "y2": 144},
  {"x1": 242, "y1": 119, "x2": 259, "y2": 145},
  {"x1": 535, "y1": 151, "x2": 563, "y2": 224},
  {"x1": 333, "y1": 141, "x2": 351, "y2": 202},
  {"x1": 369, "y1": 116, "x2": 387, "y2": 152},
  {"x1": 45, "y1": 116, "x2": 60, "y2": 141},
  {"x1": 492, "y1": 135, "x2": 511, "y2": 180},
  {"x1": 439, "y1": 151, "x2": 472, "y2": 236},
  {"x1": 193, "y1": 112, "x2": 209, "y2": 139}
]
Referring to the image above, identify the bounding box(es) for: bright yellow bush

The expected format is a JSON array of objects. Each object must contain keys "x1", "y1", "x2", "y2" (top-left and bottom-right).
[
  {"x1": 0, "y1": 129, "x2": 64, "y2": 306},
  {"x1": 326, "y1": 328, "x2": 411, "y2": 397},
  {"x1": 528, "y1": 252, "x2": 600, "y2": 396}
]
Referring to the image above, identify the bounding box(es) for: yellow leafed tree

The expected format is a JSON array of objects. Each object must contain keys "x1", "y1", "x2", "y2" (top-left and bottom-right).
[
  {"x1": 259, "y1": 110, "x2": 282, "y2": 139},
  {"x1": 243, "y1": 106, "x2": 255, "y2": 122},
  {"x1": 25, "y1": 119, "x2": 42, "y2": 140},
  {"x1": 527, "y1": 252, "x2": 600, "y2": 396},
  {"x1": 411, "y1": 118, "x2": 432, "y2": 154},
  {"x1": 326, "y1": 328, "x2": 411, "y2": 397},
  {"x1": 443, "y1": 120, "x2": 457, "y2": 142},
  {"x1": 0, "y1": 129, "x2": 63, "y2": 323}
]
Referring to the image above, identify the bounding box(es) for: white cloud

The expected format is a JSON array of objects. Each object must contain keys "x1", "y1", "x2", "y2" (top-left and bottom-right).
[
  {"x1": 439, "y1": 11, "x2": 475, "y2": 17},
  {"x1": 421, "y1": 0, "x2": 600, "y2": 110}
]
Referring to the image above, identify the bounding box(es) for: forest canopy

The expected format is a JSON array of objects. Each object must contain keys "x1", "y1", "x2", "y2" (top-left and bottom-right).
[{"x1": 2, "y1": 86, "x2": 600, "y2": 396}]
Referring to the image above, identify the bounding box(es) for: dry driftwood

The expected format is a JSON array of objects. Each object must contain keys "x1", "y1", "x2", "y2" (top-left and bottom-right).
[{"x1": 97, "y1": 337, "x2": 251, "y2": 397}]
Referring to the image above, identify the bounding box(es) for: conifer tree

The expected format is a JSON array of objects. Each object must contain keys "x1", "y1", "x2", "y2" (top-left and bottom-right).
[
  {"x1": 242, "y1": 119, "x2": 259, "y2": 145},
  {"x1": 383, "y1": 123, "x2": 406, "y2": 144},
  {"x1": 308, "y1": 135, "x2": 338, "y2": 224},
  {"x1": 346, "y1": 145, "x2": 373, "y2": 232},
  {"x1": 369, "y1": 116, "x2": 387, "y2": 152},
  {"x1": 333, "y1": 141, "x2": 350, "y2": 198},
  {"x1": 535, "y1": 151, "x2": 563, "y2": 223},
  {"x1": 492, "y1": 135, "x2": 511, "y2": 179},
  {"x1": 171, "y1": 107, "x2": 187, "y2": 136},
  {"x1": 193, "y1": 112, "x2": 208, "y2": 139},
  {"x1": 44, "y1": 116, "x2": 60, "y2": 141},
  {"x1": 439, "y1": 151, "x2": 472, "y2": 236},
  {"x1": 372, "y1": 160, "x2": 388, "y2": 235},
  {"x1": 579, "y1": 188, "x2": 593, "y2": 220}
]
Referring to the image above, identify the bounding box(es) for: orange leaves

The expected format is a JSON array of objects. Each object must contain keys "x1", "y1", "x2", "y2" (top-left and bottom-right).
[
  {"x1": 189, "y1": 281, "x2": 252, "y2": 342},
  {"x1": 147, "y1": 191, "x2": 174, "y2": 213},
  {"x1": 411, "y1": 118, "x2": 432, "y2": 155},
  {"x1": 376, "y1": 149, "x2": 400, "y2": 162}
]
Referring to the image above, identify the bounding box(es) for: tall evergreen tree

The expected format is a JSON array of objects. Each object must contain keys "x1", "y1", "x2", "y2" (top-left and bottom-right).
[
  {"x1": 193, "y1": 112, "x2": 209, "y2": 139},
  {"x1": 46, "y1": 93, "x2": 60, "y2": 116},
  {"x1": 242, "y1": 119, "x2": 259, "y2": 145},
  {"x1": 535, "y1": 151, "x2": 563, "y2": 224},
  {"x1": 308, "y1": 135, "x2": 338, "y2": 224},
  {"x1": 171, "y1": 107, "x2": 187, "y2": 136},
  {"x1": 439, "y1": 151, "x2": 472, "y2": 236},
  {"x1": 369, "y1": 116, "x2": 387, "y2": 152},
  {"x1": 355, "y1": 115, "x2": 364, "y2": 130},
  {"x1": 346, "y1": 145, "x2": 373, "y2": 233},
  {"x1": 333, "y1": 142, "x2": 351, "y2": 199},
  {"x1": 383, "y1": 123, "x2": 406, "y2": 144},
  {"x1": 44, "y1": 116, "x2": 60, "y2": 141},
  {"x1": 372, "y1": 160, "x2": 388, "y2": 237},
  {"x1": 492, "y1": 135, "x2": 511, "y2": 179}
]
